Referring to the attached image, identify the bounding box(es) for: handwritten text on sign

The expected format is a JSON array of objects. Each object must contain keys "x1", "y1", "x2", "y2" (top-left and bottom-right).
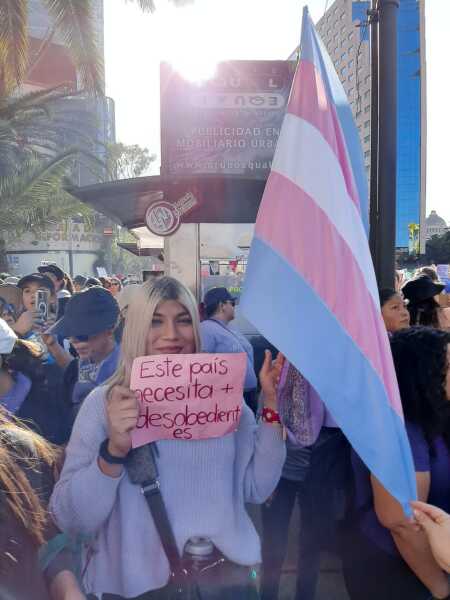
[{"x1": 130, "y1": 353, "x2": 246, "y2": 447}]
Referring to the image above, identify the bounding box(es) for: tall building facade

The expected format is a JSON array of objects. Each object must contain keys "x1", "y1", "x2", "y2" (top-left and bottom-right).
[
  {"x1": 26, "y1": 0, "x2": 115, "y2": 186},
  {"x1": 316, "y1": 0, "x2": 426, "y2": 252},
  {"x1": 5, "y1": 0, "x2": 114, "y2": 276}
]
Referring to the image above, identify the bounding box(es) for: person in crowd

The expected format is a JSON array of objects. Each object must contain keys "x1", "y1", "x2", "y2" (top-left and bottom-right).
[
  {"x1": 402, "y1": 274, "x2": 450, "y2": 330},
  {"x1": 109, "y1": 276, "x2": 122, "y2": 297},
  {"x1": 200, "y1": 287, "x2": 258, "y2": 411},
  {"x1": 395, "y1": 270, "x2": 404, "y2": 292},
  {"x1": 13, "y1": 273, "x2": 57, "y2": 350},
  {"x1": 48, "y1": 286, "x2": 120, "y2": 427},
  {"x1": 379, "y1": 288, "x2": 411, "y2": 334},
  {"x1": 99, "y1": 276, "x2": 111, "y2": 290},
  {"x1": 419, "y1": 266, "x2": 439, "y2": 282},
  {"x1": 411, "y1": 501, "x2": 450, "y2": 574},
  {"x1": 343, "y1": 327, "x2": 450, "y2": 600},
  {"x1": 0, "y1": 283, "x2": 23, "y2": 327},
  {"x1": 261, "y1": 362, "x2": 350, "y2": 600},
  {"x1": 50, "y1": 276, "x2": 286, "y2": 599},
  {"x1": 0, "y1": 404, "x2": 84, "y2": 599},
  {"x1": 0, "y1": 318, "x2": 69, "y2": 445},
  {"x1": 37, "y1": 265, "x2": 73, "y2": 318},
  {"x1": 73, "y1": 275, "x2": 87, "y2": 293},
  {"x1": 85, "y1": 276, "x2": 102, "y2": 288}
]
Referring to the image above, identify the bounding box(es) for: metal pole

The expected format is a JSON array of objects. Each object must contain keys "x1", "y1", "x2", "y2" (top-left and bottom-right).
[
  {"x1": 368, "y1": 0, "x2": 379, "y2": 265},
  {"x1": 377, "y1": 0, "x2": 399, "y2": 289}
]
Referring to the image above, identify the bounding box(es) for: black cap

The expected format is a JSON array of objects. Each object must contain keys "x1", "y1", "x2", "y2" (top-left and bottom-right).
[
  {"x1": 38, "y1": 264, "x2": 65, "y2": 280},
  {"x1": 73, "y1": 275, "x2": 87, "y2": 286},
  {"x1": 401, "y1": 274, "x2": 445, "y2": 304},
  {"x1": 203, "y1": 287, "x2": 236, "y2": 308},
  {"x1": 17, "y1": 273, "x2": 55, "y2": 294},
  {"x1": 47, "y1": 287, "x2": 119, "y2": 338},
  {"x1": 85, "y1": 277, "x2": 102, "y2": 288}
]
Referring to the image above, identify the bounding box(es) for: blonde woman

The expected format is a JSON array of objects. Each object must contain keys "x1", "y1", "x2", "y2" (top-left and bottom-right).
[{"x1": 50, "y1": 277, "x2": 286, "y2": 600}]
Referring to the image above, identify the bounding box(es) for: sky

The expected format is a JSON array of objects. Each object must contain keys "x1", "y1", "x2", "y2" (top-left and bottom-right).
[{"x1": 104, "y1": 0, "x2": 450, "y2": 224}]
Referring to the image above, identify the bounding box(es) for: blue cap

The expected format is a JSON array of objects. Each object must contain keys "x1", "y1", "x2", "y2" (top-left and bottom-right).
[
  {"x1": 47, "y1": 287, "x2": 119, "y2": 338},
  {"x1": 203, "y1": 287, "x2": 235, "y2": 308}
]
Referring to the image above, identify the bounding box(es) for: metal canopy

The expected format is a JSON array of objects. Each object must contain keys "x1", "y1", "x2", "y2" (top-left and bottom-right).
[{"x1": 68, "y1": 174, "x2": 266, "y2": 229}]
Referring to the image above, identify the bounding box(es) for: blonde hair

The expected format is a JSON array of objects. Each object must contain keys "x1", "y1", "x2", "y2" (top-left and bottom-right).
[{"x1": 108, "y1": 276, "x2": 201, "y2": 390}]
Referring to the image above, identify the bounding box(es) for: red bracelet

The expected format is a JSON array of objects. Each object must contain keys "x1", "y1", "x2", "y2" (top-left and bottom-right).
[{"x1": 262, "y1": 407, "x2": 281, "y2": 423}]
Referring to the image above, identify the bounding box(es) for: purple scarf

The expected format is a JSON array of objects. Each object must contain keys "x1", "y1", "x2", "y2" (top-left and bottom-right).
[{"x1": 277, "y1": 361, "x2": 325, "y2": 447}]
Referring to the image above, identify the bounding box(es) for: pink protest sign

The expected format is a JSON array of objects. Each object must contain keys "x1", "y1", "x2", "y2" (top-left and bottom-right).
[{"x1": 130, "y1": 353, "x2": 246, "y2": 447}]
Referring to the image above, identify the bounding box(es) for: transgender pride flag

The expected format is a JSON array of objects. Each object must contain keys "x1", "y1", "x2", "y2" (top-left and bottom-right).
[{"x1": 240, "y1": 7, "x2": 416, "y2": 509}]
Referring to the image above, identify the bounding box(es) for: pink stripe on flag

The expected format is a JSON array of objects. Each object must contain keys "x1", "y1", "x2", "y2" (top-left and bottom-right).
[
  {"x1": 287, "y1": 59, "x2": 361, "y2": 213},
  {"x1": 256, "y1": 171, "x2": 402, "y2": 416}
]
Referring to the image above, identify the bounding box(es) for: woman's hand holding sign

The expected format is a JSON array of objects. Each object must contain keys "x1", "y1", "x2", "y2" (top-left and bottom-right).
[
  {"x1": 99, "y1": 385, "x2": 140, "y2": 477},
  {"x1": 259, "y1": 350, "x2": 285, "y2": 411}
]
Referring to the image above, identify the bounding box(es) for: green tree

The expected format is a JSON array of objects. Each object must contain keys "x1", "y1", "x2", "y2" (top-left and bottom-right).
[
  {"x1": 106, "y1": 142, "x2": 156, "y2": 180},
  {"x1": 0, "y1": 86, "x2": 102, "y2": 270},
  {"x1": 426, "y1": 232, "x2": 450, "y2": 264}
]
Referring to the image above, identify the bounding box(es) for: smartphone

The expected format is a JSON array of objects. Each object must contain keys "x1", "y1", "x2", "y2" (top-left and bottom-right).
[{"x1": 35, "y1": 289, "x2": 50, "y2": 322}]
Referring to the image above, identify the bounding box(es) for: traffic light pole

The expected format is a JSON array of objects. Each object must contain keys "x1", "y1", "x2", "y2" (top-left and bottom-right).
[{"x1": 370, "y1": 0, "x2": 399, "y2": 290}]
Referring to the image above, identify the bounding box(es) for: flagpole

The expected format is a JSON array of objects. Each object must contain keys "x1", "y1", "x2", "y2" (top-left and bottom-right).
[
  {"x1": 376, "y1": 0, "x2": 400, "y2": 289},
  {"x1": 368, "y1": 0, "x2": 379, "y2": 268}
]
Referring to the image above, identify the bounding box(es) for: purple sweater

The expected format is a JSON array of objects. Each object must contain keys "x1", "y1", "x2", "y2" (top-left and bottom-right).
[{"x1": 50, "y1": 385, "x2": 286, "y2": 598}]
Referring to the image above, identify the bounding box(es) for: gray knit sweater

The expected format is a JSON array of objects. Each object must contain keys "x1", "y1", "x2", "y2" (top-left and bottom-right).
[{"x1": 49, "y1": 385, "x2": 286, "y2": 598}]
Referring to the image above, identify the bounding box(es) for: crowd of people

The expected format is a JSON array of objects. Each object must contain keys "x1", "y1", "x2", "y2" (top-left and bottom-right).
[{"x1": 0, "y1": 263, "x2": 449, "y2": 600}]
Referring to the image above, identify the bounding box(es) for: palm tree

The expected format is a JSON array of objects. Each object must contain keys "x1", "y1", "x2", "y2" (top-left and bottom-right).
[
  {"x1": 0, "y1": 84, "x2": 105, "y2": 269},
  {"x1": 0, "y1": 0, "x2": 189, "y2": 94}
]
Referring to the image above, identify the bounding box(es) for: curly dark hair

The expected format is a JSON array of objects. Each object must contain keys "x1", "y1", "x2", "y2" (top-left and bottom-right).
[
  {"x1": 390, "y1": 326, "x2": 450, "y2": 451},
  {"x1": 407, "y1": 297, "x2": 440, "y2": 327},
  {"x1": 1, "y1": 339, "x2": 46, "y2": 383}
]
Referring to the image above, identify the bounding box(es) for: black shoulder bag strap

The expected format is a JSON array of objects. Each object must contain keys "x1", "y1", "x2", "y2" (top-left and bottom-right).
[{"x1": 126, "y1": 444, "x2": 186, "y2": 584}]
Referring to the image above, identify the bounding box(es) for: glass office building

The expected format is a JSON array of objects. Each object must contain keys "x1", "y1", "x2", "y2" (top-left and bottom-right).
[{"x1": 317, "y1": 0, "x2": 426, "y2": 251}]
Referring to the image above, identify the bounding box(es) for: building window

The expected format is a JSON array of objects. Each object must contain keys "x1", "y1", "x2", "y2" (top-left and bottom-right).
[
  {"x1": 364, "y1": 120, "x2": 370, "y2": 128},
  {"x1": 348, "y1": 73, "x2": 354, "y2": 81},
  {"x1": 364, "y1": 90, "x2": 370, "y2": 99},
  {"x1": 348, "y1": 59, "x2": 354, "y2": 68},
  {"x1": 341, "y1": 67, "x2": 347, "y2": 76},
  {"x1": 364, "y1": 135, "x2": 370, "y2": 143},
  {"x1": 365, "y1": 104, "x2": 371, "y2": 113},
  {"x1": 340, "y1": 12, "x2": 346, "y2": 20},
  {"x1": 365, "y1": 75, "x2": 371, "y2": 85},
  {"x1": 341, "y1": 52, "x2": 347, "y2": 61},
  {"x1": 348, "y1": 45, "x2": 354, "y2": 53},
  {"x1": 348, "y1": 87, "x2": 354, "y2": 96},
  {"x1": 334, "y1": 33, "x2": 339, "y2": 41},
  {"x1": 364, "y1": 150, "x2": 370, "y2": 158},
  {"x1": 348, "y1": 31, "x2": 354, "y2": 41},
  {"x1": 327, "y1": 28, "x2": 331, "y2": 36}
]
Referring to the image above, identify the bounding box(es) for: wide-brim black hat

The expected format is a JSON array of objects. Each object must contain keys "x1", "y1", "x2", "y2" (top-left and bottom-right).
[
  {"x1": 47, "y1": 286, "x2": 119, "y2": 338},
  {"x1": 401, "y1": 274, "x2": 445, "y2": 304}
]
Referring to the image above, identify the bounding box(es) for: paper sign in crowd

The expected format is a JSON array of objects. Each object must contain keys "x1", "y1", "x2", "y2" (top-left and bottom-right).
[{"x1": 130, "y1": 353, "x2": 247, "y2": 447}]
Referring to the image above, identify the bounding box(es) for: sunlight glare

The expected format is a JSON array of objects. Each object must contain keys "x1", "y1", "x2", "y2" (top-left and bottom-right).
[{"x1": 156, "y1": 0, "x2": 223, "y2": 82}]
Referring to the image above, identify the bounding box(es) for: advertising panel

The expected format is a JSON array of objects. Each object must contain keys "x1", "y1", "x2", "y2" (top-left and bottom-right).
[{"x1": 160, "y1": 61, "x2": 295, "y2": 179}]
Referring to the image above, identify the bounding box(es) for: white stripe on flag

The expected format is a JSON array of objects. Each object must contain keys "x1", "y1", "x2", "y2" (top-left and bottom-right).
[{"x1": 272, "y1": 113, "x2": 379, "y2": 306}]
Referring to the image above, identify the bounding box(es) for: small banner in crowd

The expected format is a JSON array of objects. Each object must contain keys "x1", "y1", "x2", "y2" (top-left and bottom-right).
[{"x1": 130, "y1": 353, "x2": 246, "y2": 447}]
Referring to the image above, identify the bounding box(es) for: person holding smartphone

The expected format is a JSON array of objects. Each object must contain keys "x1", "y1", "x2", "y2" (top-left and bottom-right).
[{"x1": 13, "y1": 273, "x2": 57, "y2": 355}]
